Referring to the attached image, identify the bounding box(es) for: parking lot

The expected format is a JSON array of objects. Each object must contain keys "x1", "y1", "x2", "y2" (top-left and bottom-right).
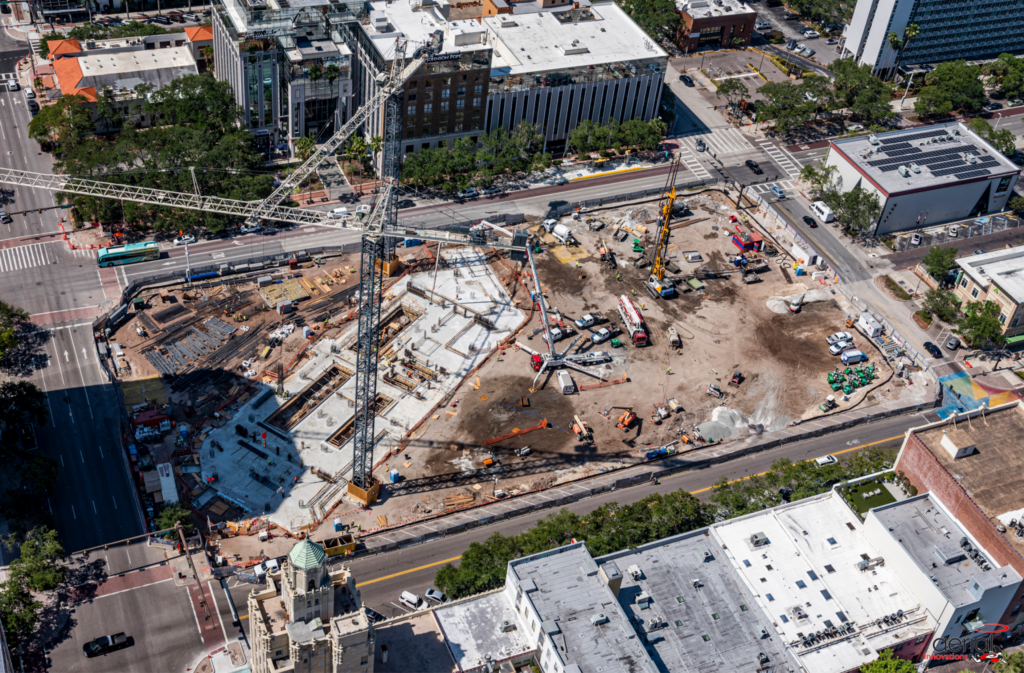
[{"x1": 748, "y1": 5, "x2": 845, "y2": 67}]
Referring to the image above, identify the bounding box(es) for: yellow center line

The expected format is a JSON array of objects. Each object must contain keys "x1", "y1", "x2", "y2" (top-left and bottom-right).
[
  {"x1": 352, "y1": 436, "x2": 907, "y2": 585},
  {"x1": 355, "y1": 556, "x2": 463, "y2": 587}
]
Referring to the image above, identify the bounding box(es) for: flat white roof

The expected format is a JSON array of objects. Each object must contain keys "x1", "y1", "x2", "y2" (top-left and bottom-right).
[
  {"x1": 955, "y1": 244, "x2": 1024, "y2": 304},
  {"x1": 365, "y1": 0, "x2": 490, "y2": 62},
  {"x1": 483, "y1": 3, "x2": 668, "y2": 75},
  {"x1": 78, "y1": 46, "x2": 197, "y2": 77},
  {"x1": 712, "y1": 492, "x2": 936, "y2": 673},
  {"x1": 678, "y1": 0, "x2": 756, "y2": 19}
]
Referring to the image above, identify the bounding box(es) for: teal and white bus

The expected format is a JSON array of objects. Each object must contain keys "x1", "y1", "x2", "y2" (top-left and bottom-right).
[{"x1": 97, "y1": 242, "x2": 160, "y2": 267}]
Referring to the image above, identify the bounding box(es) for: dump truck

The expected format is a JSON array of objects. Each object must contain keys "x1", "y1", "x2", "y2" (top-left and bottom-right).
[{"x1": 323, "y1": 534, "x2": 357, "y2": 557}]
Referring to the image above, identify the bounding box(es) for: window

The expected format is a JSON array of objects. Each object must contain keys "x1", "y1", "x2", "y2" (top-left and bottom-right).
[
  {"x1": 442, "y1": 89, "x2": 450, "y2": 99},
  {"x1": 916, "y1": 635, "x2": 927, "y2": 644},
  {"x1": 457, "y1": 99, "x2": 465, "y2": 109},
  {"x1": 827, "y1": 538, "x2": 837, "y2": 545},
  {"x1": 407, "y1": 105, "x2": 416, "y2": 115},
  {"x1": 743, "y1": 560, "x2": 751, "y2": 567},
  {"x1": 796, "y1": 580, "x2": 807, "y2": 589},
  {"x1": 441, "y1": 101, "x2": 449, "y2": 111},
  {"x1": 1013, "y1": 604, "x2": 1022, "y2": 616},
  {"x1": 424, "y1": 103, "x2": 433, "y2": 113},
  {"x1": 426, "y1": 78, "x2": 434, "y2": 87},
  {"x1": 740, "y1": 604, "x2": 748, "y2": 611},
  {"x1": 821, "y1": 590, "x2": 832, "y2": 600},
  {"x1": 406, "y1": 130, "x2": 415, "y2": 139},
  {"x1": 780, "y1": 615, "x2": 789, "y2": 623},
  {"x1": 472, "y1": 110, "x2": 481, "y2": 119},
  {"x1": 960, "y1": 277, "x2": 968, "y2": 288},
  {"x1": 360, "y1": 656, "x2": 368, "y2": 665},
  {"x1": 766, "y1": 565, "x2": 773, "y2": 571},
  {"x1": 455, "y1": 123, "x2": 463, "y2": 131},
  {"x1": 807, "y1": 571, "x2": 818, "y2": 580},
  {"x1": 457, "y1": 87, "x2": 466, "y2": 96},
  {"x1": 1013, "y1": 317, "x2": 1020, "y2": 327},
  {"x1": 473, "y1": 97, "x2": 481, "y2": 107},
  {"x1": 407, "y1": 118, "x2": 415, "y2": 127},
  {"x1": 474, "y1": 84, "x2": 483, "y2": 94},
  {"x1": 406, "y1": 145, "x2": 414, "y2": 153},
  {"x1": 766, "y1": 594, "x2": 775, "y2": 602},
  {"x1": 999, "y1": 312, "x2": 1007, "y2": 324},
  {"x1": 440, "y1": 113, "x2": 449, "y2": 123},
  {"x1": 407, "y1": 93, "x2": 417, "y2": 102},
  {"x1": 837, "y1": 611, "x2": 848, "y2": 622},
  {"x1": 443, "y1": 77, "x2": 451, "y2": 85},
  {"x1": 824, "y1": 565, "x2": 835, "y2": 574},
  {"x1": 972, "y1": 287, "x2": 980, "y2": 298}
]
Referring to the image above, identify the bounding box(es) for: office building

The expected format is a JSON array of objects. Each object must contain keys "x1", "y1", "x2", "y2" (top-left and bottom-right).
[
  {"x1": 677, "y1": 0, "x2": 757, "y2": 52},
  {"x1": 824, "y1": 122, "x2": 1020, "y2": 235},
  {"x1": 953, "y1": 246, "x2": 1024, "y2": 339},
  {"x1": 842, "y1": 0, "x2": 1024, "y2": 78},
  {"x1": 894, "y1": 402, "x2": 1024, "y2": 635},
  {"x1": 249, "y1": 539, "x2": 376, "y2": 673}
]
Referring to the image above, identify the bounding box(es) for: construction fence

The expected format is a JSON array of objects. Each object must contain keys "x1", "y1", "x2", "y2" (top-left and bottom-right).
[{"x1": 550, "y1": 178, "x2": 717, "y2": 217}]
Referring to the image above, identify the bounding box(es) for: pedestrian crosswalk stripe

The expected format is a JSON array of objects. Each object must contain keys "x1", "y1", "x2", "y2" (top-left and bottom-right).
[
  {"x1": 749, "y1": 180, "x2": 796, "y2": 194},
  {"x1": 757, "y1": 140, "x2": 803, "y2": 178},
  {"x1": 676, "y1": 147, "x2": 712, "y2": 181},
  {"x1": 0, "y1": 243, "x2": 54, "y2": 273},
  {"x1": 0, "y1": 73, "x2": 14, "y2": 81}
]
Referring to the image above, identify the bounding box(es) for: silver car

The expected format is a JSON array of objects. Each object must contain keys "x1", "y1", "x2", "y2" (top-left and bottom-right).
[{"x1": 829, "y1": 340, "x2": 852, "y2": 355}]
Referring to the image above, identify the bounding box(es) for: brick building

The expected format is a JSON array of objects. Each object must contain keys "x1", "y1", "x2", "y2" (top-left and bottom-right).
[
  {"x1": 953, "y1": 245, "x2": 1024, "y2": 342},
  {"x1": 677, "y1": 0, "x2": 756, "y2": 52},
  {"x1": 894, "y1": 402, "x2": 1024, "y2": 641}
]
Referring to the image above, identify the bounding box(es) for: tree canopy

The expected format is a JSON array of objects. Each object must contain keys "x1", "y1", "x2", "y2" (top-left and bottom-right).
[
  {"x1": 830, "y1": 59, "x2": 896, "y2": 124},
  {"x1": 821, "y1": 186, "x2": 882, "y2": 233},
  {"x1": 914, "y1": 60, "x2": 987, "y2": 116},
  {"x1": 155, "y1": 503, "x2": 194, "y2": 535},
  {"x1": 0, "y1": 526, "x2": 65, "y2": 648},
  {"x1": 613, "y1": 0, "x2": 679, "y2": 42},
  {"x1": 967, "y1": 118, "x2": 1016, "y2": 155},
  {"x1": 983, "y1": 53, "x2": 1024, "y2": 100},
  {"x1": 0, "y1": 381, "x2": 49, "y2": 428},
  {"x1": 923, "y1": 288, "x2": 959, "y2": 323},
  {"x1": 0, "y1": 301, "x2": 29, "y2": 362},
  {"x1": 956, "y1": 300, "x2": 1006, "y2": 348},
  {"x1": 715, "y1": 79, "x2": 749, "y2": 107},
  {"x1": 859, "y1": 649, "x2": 918, "y2": 672},
  {"x1": 920, "y1": 246, "x2": 959, "y2": 280}
]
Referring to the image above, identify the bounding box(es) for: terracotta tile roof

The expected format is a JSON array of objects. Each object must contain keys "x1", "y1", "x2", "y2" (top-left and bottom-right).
[
  {"x1": 184, "y1": 26, "x2": 213, "y2": 42},
  {"x1": 47, "y1": 38, "x2": 82, "y2": 57},
  {"x1": 51, "y1": 57, "x2": 97, "y2": 101}
]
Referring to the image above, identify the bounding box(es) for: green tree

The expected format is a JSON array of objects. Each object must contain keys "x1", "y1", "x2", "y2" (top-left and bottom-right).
[
  {"x1": 0, "y1": 575, "x2": 41, "y2": 648},
  {"x1": 956, "y1": 300, "x2": 1006, "y2": 347},
  {"x1": 10, "y1": 527, "x2": 65, "y2": 592},
  {"x1": 1009, "y1": 195, "x2": 1024, "y2": 216},
  {"x1": 920, "y1": 246, "x2": 958, "y2": 280},
  {"x1": 994, "y1": 650, "x2": 1024, "y2": 673},
  {"x1": 923, "y1": 288, "x2": 959, "y2": 323},
  {"x1": 307, "y1": 64, "x2": 323, "y2": 82},
  {"x1": 613, "y1": 0, "x2": 678, "y2": 41},
  {"x1": 758, "y1": 80, "x2": 814, "y2": 135},
  {"x1": 28, "y1": 94, "x2": 96, "y2": 155},
  {"x1": 715, "y1": 78, "x2": 749, "y2": 107},
  {"x1": 0, "y1": 301, "x2": 29, "y2": 362},
  {"x1": 295, "y1": 135, "x2": 316, "y2": 164},
  {"x1": 967, "y1": 117, "x2": 1016, "y2": 155},
  {"x1": 886, "y1": 23, "x2": 919, "y2": 82},
  {"x1": 0, "y1": 381, "x2": 49, "y2": 427},
  {"x1": 798, "y1": 160, "x2": 838, "y2": 200},
  {"x1": 859, "y1": 649, "x2": 918, "y2": 672},
  {"x1": 823, "y1": 187, "x2": 882, "y2": 233},
  {"x1": 324, "y1": 63, "x2": 340, "y2": 95},
  {"x1": 155, "y1": 503, "x2": 194, "y2": 535},
  {"x1": 914, "y1": 60, "x2": 987, "y2": 116},
  {"x1": 829, "y1": 58, "x2": 896, "y2": 124}
]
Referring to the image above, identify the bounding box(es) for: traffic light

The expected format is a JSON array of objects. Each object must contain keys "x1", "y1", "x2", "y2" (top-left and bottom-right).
[{"x1": 60, "y1": 204, "x2": 73, "y2": 209}]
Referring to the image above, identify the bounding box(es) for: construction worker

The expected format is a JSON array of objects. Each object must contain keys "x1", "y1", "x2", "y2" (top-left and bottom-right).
[{"x1": 616, "y1": 273, "x2": 621, "y2": 281}]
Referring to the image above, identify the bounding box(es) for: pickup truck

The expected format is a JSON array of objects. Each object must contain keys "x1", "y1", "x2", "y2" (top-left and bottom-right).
[
  {"x1": 574, "y1": 313, "x2": 601, "y2": 329},
  {"x1": 83, "y1": 633, "x2": 129, "y2": 657}
]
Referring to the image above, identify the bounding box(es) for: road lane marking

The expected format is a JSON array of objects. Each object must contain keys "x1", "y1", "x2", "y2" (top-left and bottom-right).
[
  {"x1": 112, "y1": 495, "x2": 117, "y2": 509},
  {"x1": 99, "y1": 444, "x2": 104, "y2": 458},
  {"x1": 92, "y1": 500, "x2": 97, "y2": 513},
  {"x1": 71, "y1": 505, "x2": 76, "y2": 519},
  {"x1": 49, "y1": 334, "x2": 75, "y2": 424},
  {"x1": 68, "y1": 328, "x2": 94, "y2": 419},
  {"x1": 355, "y1": 556, "x2": 463, "y2": 588},
  {"x1": 80, "y1": 450, "x2": 85, "y2": 463},
  {"x1": 209, "y1": 580, "x2": 227, "y2": 638}
]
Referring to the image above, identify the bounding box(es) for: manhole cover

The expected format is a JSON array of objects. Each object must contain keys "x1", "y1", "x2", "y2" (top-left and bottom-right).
[{"x1": 869, "y1": 253, "x2": 878, "y2": 258}]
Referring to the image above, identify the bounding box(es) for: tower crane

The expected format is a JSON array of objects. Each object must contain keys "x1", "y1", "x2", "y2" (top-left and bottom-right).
[
  {"x1": 0, "y1": 32, "x2": 528, "y2": 505},
  {"x1": 644, "y1": 159, "x2": 681, "y2": 299}
]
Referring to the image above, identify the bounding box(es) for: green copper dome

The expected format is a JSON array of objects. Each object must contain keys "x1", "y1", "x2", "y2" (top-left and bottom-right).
[{"x1": 288, "y1": 539, "x2": 327, "y2": 570}]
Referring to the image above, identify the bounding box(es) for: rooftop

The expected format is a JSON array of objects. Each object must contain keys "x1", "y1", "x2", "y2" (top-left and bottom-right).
[
  {"x1": 870, "y1": 495, "x2": 1022, "y2": 607},
  {"x1": 509, "y1": 543, "x2": 657, "y2": 673},
  {"x1": 596, "y1": 529, "x2": 797, "y2": 673},
  {"x1": 434, "y1": 591, "x2": 535, "y2": 670},
  {"x1": 829, "y1": 122, "x2": 1020, "y2": 196},
  {"x1": 364, "y1": 0, "x2": 491, "y2": 62},
  {"x1": 712, "y1": 492, "x2": 936, "y2": 673},
  {"x1": 910, "y1": 402, "x2": 1024, "y2": 560},
  {"x1": 483, "y1": 2, "x2": 668, "y2": 75},
  {"x1": 184, "y1": 25, "x2": 214, "y2": 42},
  {"x1": 678, "y1": 0, "x2": 756, "y2": 19},
  {"x1": 955, "y1": 244, "x2": 1024, "y2": 304}
]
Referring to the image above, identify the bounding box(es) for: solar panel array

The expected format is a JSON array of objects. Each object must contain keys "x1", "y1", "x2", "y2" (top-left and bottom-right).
[{"x1": 861, "y1": 130, "x2": 1008, "y2": 181}]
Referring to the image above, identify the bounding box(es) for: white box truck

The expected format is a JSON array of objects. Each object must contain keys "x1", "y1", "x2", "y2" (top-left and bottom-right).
[
  {"x1": 857, "y1": 312, "x2": 883, "y2": 338},
  {"x1": 556, "y1": 370, "x2": 575, "y2": 394}
]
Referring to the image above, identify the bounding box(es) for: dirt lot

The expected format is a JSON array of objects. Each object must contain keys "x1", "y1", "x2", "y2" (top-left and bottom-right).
[{"x1": 363, "y1": 194, "x2": 892, "y2": 526}]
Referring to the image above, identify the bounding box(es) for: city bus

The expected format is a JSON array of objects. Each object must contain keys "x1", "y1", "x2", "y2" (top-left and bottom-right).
[{"x1": 97, "y1": 242, "x2": 160, "y2": 267}]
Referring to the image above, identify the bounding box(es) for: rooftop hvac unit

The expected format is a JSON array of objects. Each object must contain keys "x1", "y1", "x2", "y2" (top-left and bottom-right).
[
  {"x1": 751, "y1": 532, "x2": 769, "y2": 547},
  {"x1": 965, "y1": 154, "x2": 978, "y2": 164},
  {"x1": 500, "y1": 620, "x2": 514, "y2": 632},
  {"x1": 897, "y1": 165, "x2": 910, "y2": 177},
  {"x1": 756, "y1": 626, "x2": 769, "y2": 639},
  {"x1": 701, "y1": 548, "x2": 713, "y2": 561},
  {"x1": 868, "y1": 135, "x2": 880, "y2": 146},
  {"x1": 758, "y1": 652, "x2": 770, "y2": 664},
  {"x1": 590, "y1": 613, "x2": 609, "y2": 626},
  {"x1": 910, "y1": 163, "x2": 921, "y2": 173}
]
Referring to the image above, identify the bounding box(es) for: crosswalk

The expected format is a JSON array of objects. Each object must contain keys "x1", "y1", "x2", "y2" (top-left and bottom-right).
[
  {"x1": 0, "y1": 242, "x2": 57, "y2": 273},
  {"x1": 0, "y1": 73, "x2": 15, "y2": 81},
  {"x1": 681, "y1": 127, "x2": 753, "y2": 156},
  {"x1": 676, "y1": 147, "x2": 712, "y2": 181},
  {"x1": 749, "y1": 179, "x2": 796, "y2": 195},
  {"x1": 757, "y1": 139, "x2": 803, "y2": 178},
  {"x1": 70, "y1": 248, "x2": 97, "y2": 260}
]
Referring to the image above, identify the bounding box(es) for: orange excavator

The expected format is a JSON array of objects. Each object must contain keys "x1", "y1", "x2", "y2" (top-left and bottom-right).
[
  {"x1": 612, "y1": 406, "x2": 637, "y2": 431},
  {"x1": 572, "y1": 415, "x2": 594, "y2": 444}
]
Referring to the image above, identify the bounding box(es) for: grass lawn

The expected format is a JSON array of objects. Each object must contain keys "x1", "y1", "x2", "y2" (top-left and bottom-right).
[{"x1": 843, "y1": 481, "x2": 897, "y2": 517}]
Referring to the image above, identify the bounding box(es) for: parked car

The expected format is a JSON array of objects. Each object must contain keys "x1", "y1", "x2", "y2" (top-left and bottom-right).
[
  {"x1": 828, "y1": 340, "x2": 852, "y2": 355},
  {"x1": 802, "y1": 215, "x2": 818, "y2": 228},
  {"x1": 575, "y1": 314, "x2": 598, "y2": 329},
  {"x1": 591, "y1": 326, "x2": 619, "y2": 344},
  {"x1": 973, "y1": 249, "x2": 988, "y2": 256},
  {"x1": 365, "y1": 608, "x2": 386, "y2": 624},
  {"x1": 985, "y1": 102, "x2": 1003, "y2": 110},
  {"x1": 239, "y1": 223, "x2": 262, "y2": 234},
  {"x1": 910, "y1": 233, "x2": 922, "y2": 246},
  {"x1": 923, "y1": 342, "x2": 943, "y2": 358},
  {"x1": 826, "y1": 331, "x2": 852, "y2": 345},
  {"x1": 0, "y1": 211, "x2": 11, "y2": 224},
  {"x1": 802, "y1": 91, "x2": 818, "y2": 103},
  {"x1": 826, "y1": 37, "x2": 838, "y2": 45},
  {"x1": 173, "y1": 234, "x2": 196, "y2": 246},
  {"x1": 253, "y1": 558, "x2": 280, "y2": 579},
  {"x1": 755, "y1": 20, "x2": 771, "y2": 30},
  {"x1": 786, "y1": 40, "x2": 798, "y2": 50},
  {"x1": 6, "y1": 80, "x2": 18, "y2": 91},
  {"x1": 24, "y1": 88, "x2": 35, "y2": 99},
  {"x1": 945, "y1": 336, "x2": 961, "y2": 351},
  {"x1": 805, "y1": 30, "x2": 820, "y2": 38},
  {"x1": 183, "y1": 12, "x2": 201, "y2": 20},
  {"x1": 396, "y1": 199, "x2": 416, "y2": 209},
  {"x1": 83, "y1": 633, "x2": 129, "y2": 657},
  {"x1": 480, "y1": 185, "x2": 501, "y2": 196},
  {"x1": 399, "y1": 591, "x2": 425, "y2": 610},
  {"x1": 679, "y1": 74, "x2": 694, "y2": 87},
  {"x1": 796, "y1": 43, "x2": 807, "y2": 53},
  {"x1": 802, "y1": 48, "x2": 816, "y2": 57},
  {"x1": 1010, "y1": 99, "x2": 1024, "y2": 107},
  {"x1": 27, "y1": 99, "x2": 38, "y2": 113},
  {"x1": 456, "y1": 187, "x2": 478, "y2": 200},
  {"x1": 424, "y1": 588, "x2": 448, "y2": 604},
  {"x1": 814, "y1": 455, "x2": 838, "y2": 467},
  {"x1": 152, "y1": 14, "x2": 171, "y2": 24},
  {"x1": 847, "y1": 123, "x2": 864, "y2": 132},
  {"x1": 745, "y1": 159, "x2": 763, "y2": 174},
  {"x1": 167, "y1": 14, "x2": 185, "y2": 22}
]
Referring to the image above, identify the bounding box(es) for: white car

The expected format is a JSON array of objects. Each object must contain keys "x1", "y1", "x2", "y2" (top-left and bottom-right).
[
  {"x1": 424, "y1": 588, "x2": 448, "y2": 604},
  {"x1": 814, "y1": 455, "x2": 838, "y2": 467},
  {"x1": 457, "y1": 187, "x2": 478, "y2": 199},
  {"x1": 826, "y1": 331, "x2": 852, "y2": 345},
  {"x1": 6, "y1": 80, "x2": 18, "y2": 92},
  {"x1": 239, "y1": 223, "x2": 262, "y2": 233},
  {"x1": 847, "y1": 124, "x2": 864, "y2": 132},
  {"x1": 805, "y1": 30, "x2": 820, "y2": 39},
  {"x1": 803, "y1": 48, "x2": 816, "y2": 57},
  {"x1": 24, "y1": 89, "x2": 35, "y2": 99},
  {"x1": 829, "y1": 340, "x2": 852, "y2": 355},
  {"x1": 591, "y1": 327, "x2": 612, "y2": 344},
  {"x1": 574, "y1": 314, "x2": 598, "y2": 329},
  {"x1": 253, "y1": 558, "x2": 280, "y2": 579},
  {"x1": 755, "y1": 20, "x2": 771, "y2": 30},
  {"x1": 479, "y1": 186, "x2": 501, "y2": 196},
  {"x1": 796, "y1": 44, "x2": 807, "y2": 53},
  {"x1": 173, "y1": 234, "x2": 196, "y2": 246}
]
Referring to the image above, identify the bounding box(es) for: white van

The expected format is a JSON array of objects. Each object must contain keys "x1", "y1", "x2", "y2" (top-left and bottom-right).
[
  {"x1": 400, "y1": 591, "x2": 424, "y2": 610},
  {"x1": 840, "y1": 349, "x2": 867, "y2": 365},
  {"x1": 810, "y1": 201, "x2": 834, "y2": 222},
  {"x1": 331, "y1": 207, "x2": 349, "y2": 219},
  {"x1": 556, "y1": 370, "x2": 575, "y2": 395}
]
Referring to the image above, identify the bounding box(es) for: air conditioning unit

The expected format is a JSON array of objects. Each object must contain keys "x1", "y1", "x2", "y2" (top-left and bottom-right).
[
  {"x1": 500, "y1": 620, "x2": 515, "y2": 632},
  {"x1": 590, "y1": 613, "x2": 609, "y2": 625},
  {"x1": 897, "y1": 165, "x2": 909, "y2": 177},
  {"x1": 909, "y1": 163, "x2": 921, "y2": 173},
  {"x1": 868, "y1": 135, "x2": 880, "y2": 146}
]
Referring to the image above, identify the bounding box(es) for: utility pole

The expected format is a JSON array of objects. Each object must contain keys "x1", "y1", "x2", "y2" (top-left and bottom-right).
[{"x1": 175, "y1": 522, "x2": 212, "y2": 624}]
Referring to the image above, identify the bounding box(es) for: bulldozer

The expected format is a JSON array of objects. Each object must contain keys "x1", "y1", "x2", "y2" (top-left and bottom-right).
[
  {"x1": 572, "y1": 415, "x2": 594, "y2": 444},
  {"x1": 728, "y1": 371, "x2": 743, "y2": 388},
  {"x1": 706, "y1": 384, "x2": 724, "y2": 399},
  {"x1": 612, "y1": 406, "x2": 637, "y2": 431}
]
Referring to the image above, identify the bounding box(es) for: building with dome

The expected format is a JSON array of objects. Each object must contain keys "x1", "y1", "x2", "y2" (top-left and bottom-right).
[{"x1": 249, "y1": 538, "x2": 376, "y2": 673}]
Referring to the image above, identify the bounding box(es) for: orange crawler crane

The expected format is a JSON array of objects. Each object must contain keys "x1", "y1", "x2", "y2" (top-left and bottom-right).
[{"x1": 612, "y1": 406, "x2": 637, "y2": 431}]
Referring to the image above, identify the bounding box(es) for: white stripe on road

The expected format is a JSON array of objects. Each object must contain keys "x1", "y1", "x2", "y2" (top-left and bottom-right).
[{"x1": 758, "y1": 140, "x2": 803, "y2": 178}]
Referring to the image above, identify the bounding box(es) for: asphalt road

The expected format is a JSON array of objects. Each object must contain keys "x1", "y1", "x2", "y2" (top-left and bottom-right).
[{"x1": 345, "y1": 412, "x2": 922, "y2": 619}]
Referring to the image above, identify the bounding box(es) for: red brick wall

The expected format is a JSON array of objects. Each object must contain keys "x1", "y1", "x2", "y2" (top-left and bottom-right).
[
  {"x1": 889, "y1": 632, "x2": 933, "y2": 662},
  {"x1": 897, "y1": 434, "x2": 1024, "y2": 628}
]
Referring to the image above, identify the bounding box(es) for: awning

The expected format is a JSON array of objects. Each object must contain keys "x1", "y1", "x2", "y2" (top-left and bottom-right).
[{"x1": 1005, "y1": 334, "x2": 1024, "y2": 344}]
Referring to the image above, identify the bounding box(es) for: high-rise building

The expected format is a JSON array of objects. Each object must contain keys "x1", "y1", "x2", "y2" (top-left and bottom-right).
[{"x1": 842, "y1": 0, "x2": 1024, "y2": 78}]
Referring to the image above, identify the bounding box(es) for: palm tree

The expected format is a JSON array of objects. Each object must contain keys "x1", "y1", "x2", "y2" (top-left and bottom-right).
[
  {"x1": 308, "y1": 64, "x2": 323, "y2": 83},
  {"x1": 324, "y1": 64, "x2": 340, "y2": 92},
  {"x1": 294, "y1": 135, "x2": 316, "y2": 201},
  {"x1": 887, "y1": 24, "x2": 919, "y2": 82},
  {"x1": 346, "y1": 135, "x2": 368, "y2": 193},
  {"x1": 199, "y1": 46, "x2": 214, "y2": 73},
  {"x1": 368, "y1": 135, "x2": 383, "y2": 187}
]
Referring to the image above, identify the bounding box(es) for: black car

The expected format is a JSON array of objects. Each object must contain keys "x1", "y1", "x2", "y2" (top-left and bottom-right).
[
  {"x1": 985, "y1": 102, "x2": 1003, "y2": 111},
  {"x1": 802, "y1": 215, "x2": 817, "y2": 228},
  {"x1": 745, "y1": 159, "x2": 763, "y2": 174},
  {"x1": 396, "y1": 199, "x2": 416, "y2": 209},
  {"x1": 923, "y1": 341, "x2": 943, "y2": 358},
  {"x1": 152, "y1": 14, "x2": 171, "y2": 24},
  {"x1": 679, "y1": 75, "x2": 694, "y2": 87},
  {"x1": 365, "y1": 608, "x2": 386, "y2": 624},
  {"x1": 83, "y1": 633, "x2": 129, "y2": 657}
]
